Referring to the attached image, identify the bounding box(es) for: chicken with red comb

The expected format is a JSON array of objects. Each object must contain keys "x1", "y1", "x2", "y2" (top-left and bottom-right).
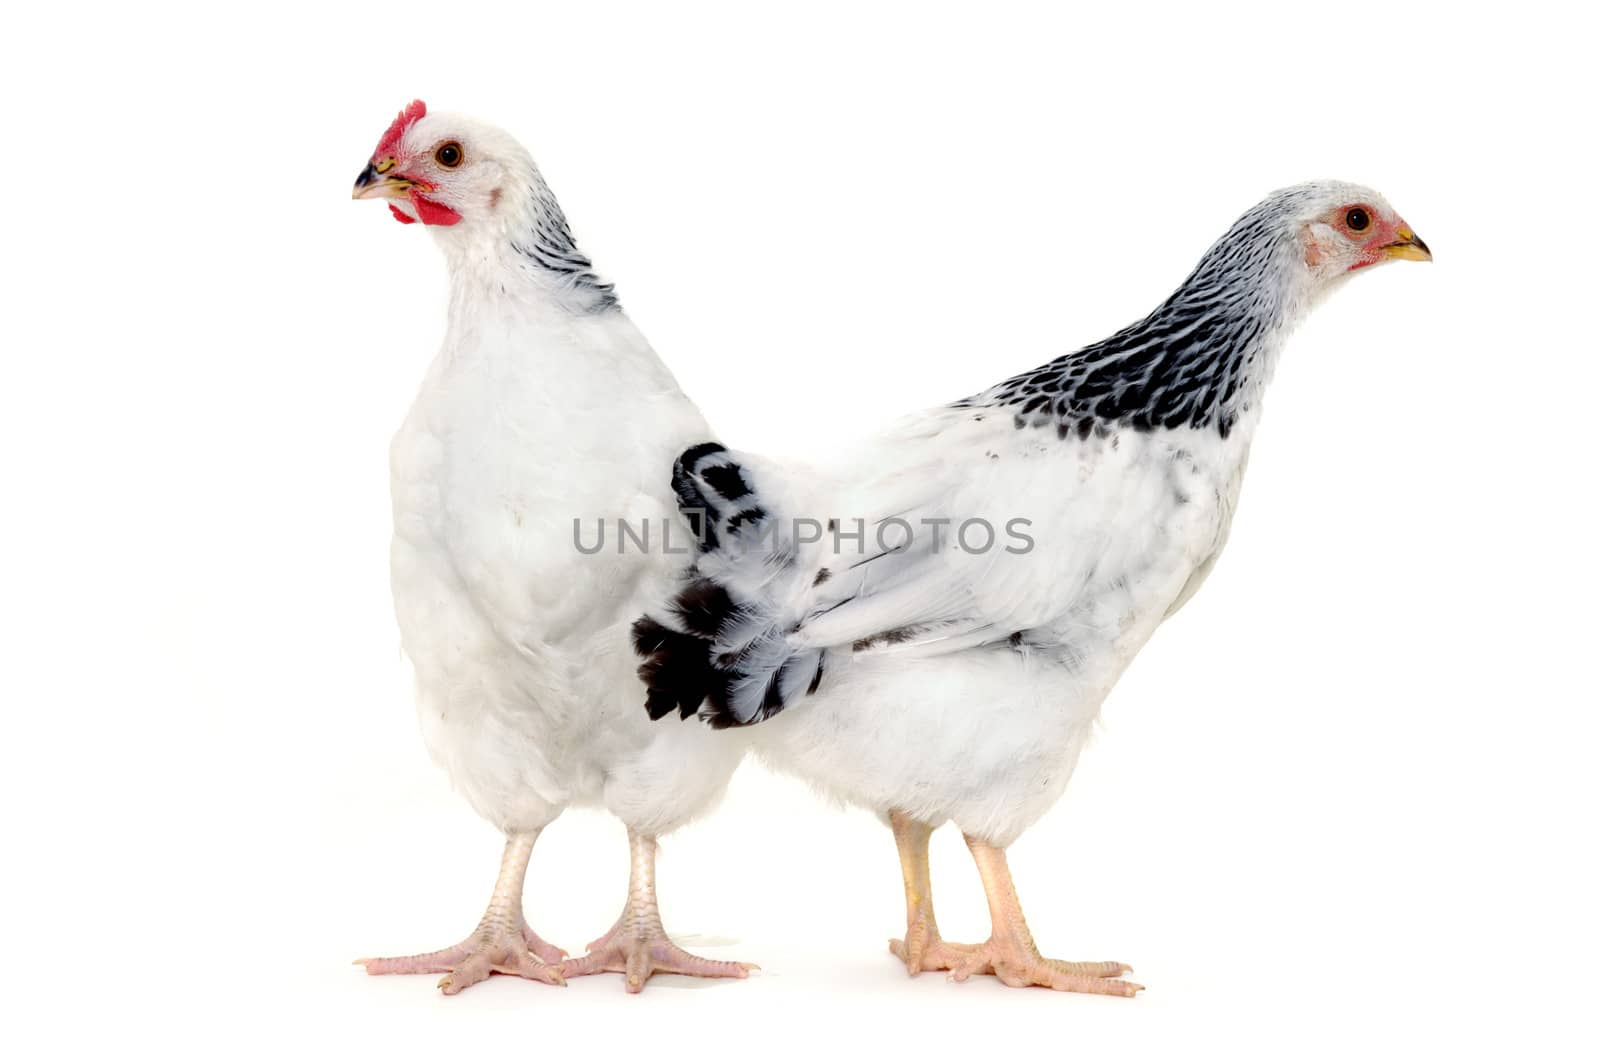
[
  {"x1": 352, "y1": 100, "x2": 464, "y2": 227},
  {"x1": 351, "y1": 102, "x2": 754, "y2": 995}
]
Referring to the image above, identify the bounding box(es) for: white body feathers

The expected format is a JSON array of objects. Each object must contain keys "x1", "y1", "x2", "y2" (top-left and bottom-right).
[
  {"x1": 692, "y1": 408, "x2": 1253, "y2": 846},
  {"x1": 386, "y1": 120, "x2": 743, "y2": 839}
]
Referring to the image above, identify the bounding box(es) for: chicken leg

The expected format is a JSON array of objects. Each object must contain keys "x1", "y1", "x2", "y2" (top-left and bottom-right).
[
  {"x1": 917, "y1": 831, "x2": 1142, "y2": 995},
  {"x1": 887, "y1": 809, "x2": 962, "y2": 974},
  {"x1": 357, "y1": 832, "x2": 566, "y2": 994},
  {"x1": 561, "y1": 829, "x2": 756, "y2": 993}
]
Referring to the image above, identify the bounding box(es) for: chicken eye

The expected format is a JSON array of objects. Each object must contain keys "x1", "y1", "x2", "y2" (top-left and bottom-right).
[
  {"x1": 435, "y1": 142, "x2": 463, "y2": 168},
  {"x1": 1345, "y1": 207, "x2": 1371, "y2": 232}
]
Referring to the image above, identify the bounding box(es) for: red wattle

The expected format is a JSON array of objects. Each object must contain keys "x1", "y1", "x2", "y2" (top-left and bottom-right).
[
  {"x1": 388, "y1": 203, "x2": 417, "y2": 224},
  {"x1": 410, "y1": 192, "x2": 462, "y2": 227}
]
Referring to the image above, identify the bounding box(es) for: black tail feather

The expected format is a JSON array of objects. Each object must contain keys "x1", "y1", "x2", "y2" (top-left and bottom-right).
[
  {"x1": 669, "y1": 578, "x2": 739, "y2": 639},
  {"x1": 637, "y1": 441, "x2": 826, "y2": 728},
  {"x1": 672, "y1": 442, "x2": 729, "y2": 549},
  {"x1": 633, "y1": 617, "x2": 716, "y2": 722}
]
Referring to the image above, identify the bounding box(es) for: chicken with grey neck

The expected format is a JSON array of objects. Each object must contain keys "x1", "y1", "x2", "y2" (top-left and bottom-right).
[{"x1": 638, "y1": 182, "x2": 1430, "y2": 994}]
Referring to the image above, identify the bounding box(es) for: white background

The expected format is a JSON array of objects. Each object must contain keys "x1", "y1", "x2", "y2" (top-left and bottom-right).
[{"x1": 4, "y1": 2, "x2": 1596, "y2": 1059}]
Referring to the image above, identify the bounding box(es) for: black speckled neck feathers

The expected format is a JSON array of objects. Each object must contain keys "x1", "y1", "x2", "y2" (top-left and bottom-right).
[
  {"x1": 508, "y1": 179, "x2": 619, "y2": 314},
  {"x1": 963, "y1": 188, "x2": 1319, "y2": 439}
]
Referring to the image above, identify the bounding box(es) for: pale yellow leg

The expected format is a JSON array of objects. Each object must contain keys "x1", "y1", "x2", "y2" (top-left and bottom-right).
[
  {"x1": 948, "y1": 834, "x2": 1143, "y2": 996},
  {"x1": 887, "y1": 810, "x2": 971, "y2": 974}
]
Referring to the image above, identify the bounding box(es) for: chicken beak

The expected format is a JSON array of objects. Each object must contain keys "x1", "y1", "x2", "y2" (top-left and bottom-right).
[
  {"x1": 352, "y1": 157, "x2": 415, "y2": 200},
  {"x1": 1381, "y1": 225, "x2": 1433, "y2": 262}
]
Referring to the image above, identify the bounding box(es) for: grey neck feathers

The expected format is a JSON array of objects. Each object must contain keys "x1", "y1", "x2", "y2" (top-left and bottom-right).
[{"x1": 964, "y1": 190, "x2": 1318, "y2": 440}]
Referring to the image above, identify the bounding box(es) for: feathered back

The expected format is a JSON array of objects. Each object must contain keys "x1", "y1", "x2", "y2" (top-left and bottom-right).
[{"x1": 635, "y1": 181, "x2": 1403, "y2": 730}]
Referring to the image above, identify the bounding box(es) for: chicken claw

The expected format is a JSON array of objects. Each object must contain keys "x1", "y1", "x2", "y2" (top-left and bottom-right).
[
  {"x1": 357, "y1": 833, "x2": 565, "y2": 994},
  {"x1": 562, "y1": 831, "x2": 756, "y2": 992}
]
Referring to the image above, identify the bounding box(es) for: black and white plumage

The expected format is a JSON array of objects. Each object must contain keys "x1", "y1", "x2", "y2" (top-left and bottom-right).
[{"x1": 635, "y1": 181, "x2": 1430, "y2": 993}]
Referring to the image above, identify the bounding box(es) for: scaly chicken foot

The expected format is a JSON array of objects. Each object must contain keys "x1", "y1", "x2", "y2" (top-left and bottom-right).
[
  {"x1": 886, "y1": 813, "x2": 1140, "y2": 995},
  {"x1": 886, "y1": 809, "x2": 969, "y2": 975},
  {"x1": 357, "y1": 832, "x2": 566, "y2": 994},
  {"x1": 561, "y1": 830, "x2": 756, "y2": 993},
  {"x1": 943, "y1": 833, "x2": 1142, "y2": 995}
]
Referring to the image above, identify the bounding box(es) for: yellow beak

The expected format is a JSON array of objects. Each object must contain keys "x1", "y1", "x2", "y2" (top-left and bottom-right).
[
  {"x1": 352, "y1": 157, "x2": 419, "y2": 200},
  {"x1": 1382, "y1": 225, "x2": 1433, "y2": 262}
]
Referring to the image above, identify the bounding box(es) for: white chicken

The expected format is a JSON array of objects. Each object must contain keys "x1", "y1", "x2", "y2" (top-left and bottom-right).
[
  {"x1": 352, "y1": 100, "x2": 751, "y2": 994},
  {"x1": 637, "y1": 182, "x2": 1430, "y2": 994}
]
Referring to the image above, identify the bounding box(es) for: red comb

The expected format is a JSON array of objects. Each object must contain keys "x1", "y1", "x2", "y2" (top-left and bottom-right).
[{"x1": 374, "y1": 99, "x2": 426, "y2": 159}]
